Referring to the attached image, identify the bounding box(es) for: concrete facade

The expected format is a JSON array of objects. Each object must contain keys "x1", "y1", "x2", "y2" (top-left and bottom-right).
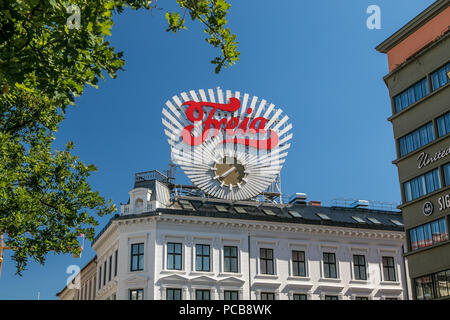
[
  {"x1": 377, "y1": 0, "x2": 450, "y2": 300},
  {"x1": 87, "y1": 179, "x2": 408, "y2": 301}
]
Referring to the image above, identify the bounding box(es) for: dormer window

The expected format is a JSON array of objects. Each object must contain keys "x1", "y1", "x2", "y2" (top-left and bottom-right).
[{"x1": 135, "y1": 198, "x2": 143, "y2": 209}]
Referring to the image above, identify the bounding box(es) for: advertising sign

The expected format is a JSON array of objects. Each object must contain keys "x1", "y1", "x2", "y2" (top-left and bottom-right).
[{"x1": 162, "y1": 88, "x2": 293, "y2": 201}]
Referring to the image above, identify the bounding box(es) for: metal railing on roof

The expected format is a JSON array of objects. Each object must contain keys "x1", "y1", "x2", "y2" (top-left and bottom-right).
[
  {"x1": 169, "y1": 185, "x2": 287, "y2": 205},
  {"x1": 135, "y1": 170, "x2": 169, "y2": 183},
  {"x1": 331, "y1": 198, "x2": 401, "y2": 212}
]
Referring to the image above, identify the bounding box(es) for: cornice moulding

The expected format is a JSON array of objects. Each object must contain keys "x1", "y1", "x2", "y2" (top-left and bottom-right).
[{"x1": 101, "y1": 214, "x2": 405, "y2": 247}]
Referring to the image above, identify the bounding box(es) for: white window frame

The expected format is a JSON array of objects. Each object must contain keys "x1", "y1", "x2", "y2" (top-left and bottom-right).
[
  {"x1": 256, "y1": 240, "x2": 278, "y2": 276},
  {"x1": 350, "y1": 247, "x2": 369, "y2": 282},
  {"x1": 163, "y1": 235, "x2": 186, "y2": 272},
  {"x1": 128, "y1": 233, "x2": 148, "y2": 273},
  {"x1": 289, "y1": 242, "x2": 309, "y2": 279},
  {"x1": 192, "y1": 237, "x2": 214, "y2": 274},
  {"x1": 220, "y1": 239, "x2": 242, "y2": 275},
  {"x1": 320, "y1": 245, "x2": 340, "y2": 280}
]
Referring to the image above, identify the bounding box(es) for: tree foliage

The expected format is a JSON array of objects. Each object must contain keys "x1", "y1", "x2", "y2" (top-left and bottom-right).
[
  {"x1": 166, "y1": 0, "x2": 239, "y2": 73},
  {"x1": 0, "y1": 0, "x2": 238, "y2": 275}
]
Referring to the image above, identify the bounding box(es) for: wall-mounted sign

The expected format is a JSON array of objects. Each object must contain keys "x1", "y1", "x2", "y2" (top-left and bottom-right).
[
  {"x1": 162, "y1": 88, "x2": 293, "y2": 201},
  {"x1": 438, "y1": 194, "x2": 450, "y2": 212},
  {"x1": 423, "y1": 201, "x2": 433, "y2": 216},
  {"x1": 417, "y1": 145, "x2": 450, "y2": 169}
]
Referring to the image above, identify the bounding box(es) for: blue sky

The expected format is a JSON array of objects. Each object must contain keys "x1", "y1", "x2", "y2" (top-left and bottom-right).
[{"x1": 0, "y1": 0, "x2": 435, "y2": 299}]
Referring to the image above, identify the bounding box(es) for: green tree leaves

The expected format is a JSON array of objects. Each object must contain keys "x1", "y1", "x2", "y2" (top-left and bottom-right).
[
  {"x1": 167, "y1": 0, "x2": 240, "y2": 73},
  {"x1": 0, "y1": 0, "x2": 238, "y2": 275}
]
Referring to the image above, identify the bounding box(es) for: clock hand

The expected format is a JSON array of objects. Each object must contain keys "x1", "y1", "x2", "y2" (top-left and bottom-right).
[{"x1": 220, "y1": 166, "x2": 236, "y2": 178}]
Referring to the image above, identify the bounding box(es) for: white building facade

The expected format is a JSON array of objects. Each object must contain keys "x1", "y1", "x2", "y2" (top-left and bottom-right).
[{"x1": 90, "y1": 173, "x2": 410, "y2": 301}]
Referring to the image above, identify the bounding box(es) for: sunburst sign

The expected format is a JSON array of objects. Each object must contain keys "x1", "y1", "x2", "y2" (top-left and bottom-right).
[{"x1": 162, "y1": 88, "x2": 293, "y2": 201}]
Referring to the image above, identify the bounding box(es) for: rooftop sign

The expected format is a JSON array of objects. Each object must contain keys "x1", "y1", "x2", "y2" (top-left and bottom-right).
[{"x1": 162, "y1": 88, "x2": 293, "y2": 201}]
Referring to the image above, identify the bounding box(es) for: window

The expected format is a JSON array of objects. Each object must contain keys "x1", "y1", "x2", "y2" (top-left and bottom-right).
[
  {"x1": 234, "y1": 207, "x2": 247, "y2": 214},
  {"x1": 103, "y1": 260, "x2": 107, "y2": 285},
  {"x1": 167, "y1": 243, "x2": 182, "y2": 270},
  {"x1": 353, "y1": 255, "x2": 367, "y2": 280},
  {"x1": 352, "y1": 216, "x2": 366, "y2": 223},
  {"x1": 289, "y1": 210, "x2": 302, "y2": 218},
  {"x1": 444, "y1": 163, "x2": 450, "y2": 186},
  {"x1": 114, "y1": 250, "x2": 118, "y2": 277},
  {"x1": 224, "y1": 246, "x2": 238, "y2": 273},
  {"x1": 260, "y1": 292, "x2": 275, "y2": 300},
  {"x1": 398, "y1": 122, "x2": 434, "y2": 157},
  {"x1": 323, "y1": 252, "x2": 337, "y2": 279},
  {"x1": 224, "y1": 290, "x2": 239, "y2": 300},
  {"x1": 403, "y1": 168, "x2": 441, "y2": 202},
  {"x1": 394, "y1": 78, "x2": 429, "y2": 113},
  {"x1": 129, "y1": 289, "x2": 143, "y2": 300},
  {"x1": 179, "y1": 199, "x2": 195, "y2": 210},
  {"x1": 262, "y1": 208, "x2": 276, "y2": 216},
  {"x1": 317, "y1": 213, "x2": 331, "y2": 220},
  {"x1": 166, "y1": 288, "x2": 182, "y2": 300},
  {"x1": 195, "y1": 244, "x2": 211, "y2": 272},
  {"x1": 355, "y1": 296, "x2": 369, "y2": 300},
  {"x1": 216, "y1": 205, "x2": 229, "y2": 212},
  {"x1": 260, "y1": 248, "x2": 274, "y2": 275},
  {"x1": 415, "y1": 275, "x2": 433, "y2": 300},
  {"x1": 130, "y1": 243, "x2": 144, "y2": 272},
  {"x1": 409, "y1": 218, "x2": 448, "y2": 251},
  {"x1": 434, "y1": 271, "x2": 450, "y2": 299},
  {"x1": 382, "y1": 257, "x2": 396, "y2": 282},
  {"x1": 292, "y1": 250, "x2": 306, "y2": 277},
  {"x1": 436, "y1": 112, "x2": 450, "y2": 138},
  {"x1": 324, "y1": 295, "x2": 338, "y2": 300},
  {"x1": 195, "y1": 289, "x2": 211, "y2": 300},
  {"x1": 431, "y1": 62, "x2": 450, "y2": 91},
  {"x1": 135, "y1": 198, "x2": 143, "y2": 209},
  {"x1": 108, "y1": 255, "x2": 112, "y2": 282},
  {"x1": 391, "y1": 219, "x2": 403, "y2": 227},
  {"x1": 367, "y1": 217, "x2": 381, "y2": 224},
  {"x1": 98, "y1": 266, "x2": 102, "y2": 289},
  {"x1": 293, "y1": 294, "x2": 307, "y2": 300}
]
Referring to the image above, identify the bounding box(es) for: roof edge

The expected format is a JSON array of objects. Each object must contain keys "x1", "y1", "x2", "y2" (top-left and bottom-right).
[{"x1": 376, "y1": 0, "x2": 449, "y2": 53}]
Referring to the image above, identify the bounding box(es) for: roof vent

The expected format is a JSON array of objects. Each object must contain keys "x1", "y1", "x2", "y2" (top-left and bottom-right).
[
  {"x1": 289, "y1": 193, "x2": 307, "y2": 204},
  {"x1": 350, "y1": 200, "x2": 369, "y2": 209}
]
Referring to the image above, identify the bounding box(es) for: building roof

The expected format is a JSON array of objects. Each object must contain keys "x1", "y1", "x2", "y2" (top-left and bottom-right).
[
  {"x1": 110, "y1": 197, "x2": 404, "y2": 232},
  {"x1": 56, "y1": 255, "x2": 97, "y2": 297},
  {"x1": 376, "y1": 0, "x2": 449, "y2": 53}
]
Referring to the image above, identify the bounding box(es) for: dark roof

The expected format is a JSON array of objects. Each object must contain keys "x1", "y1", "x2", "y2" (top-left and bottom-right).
[{"x1": 110, "y1": 197, "x2": 404, "y2": 232}]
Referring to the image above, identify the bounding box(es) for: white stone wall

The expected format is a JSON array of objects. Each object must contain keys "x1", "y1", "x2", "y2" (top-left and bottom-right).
[{"x1": 93, "y1": 214, "x2": 408, "y2": 300}]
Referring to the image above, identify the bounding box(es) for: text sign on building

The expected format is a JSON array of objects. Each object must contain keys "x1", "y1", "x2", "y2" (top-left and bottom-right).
[
  {"x1": 162, "y1": 88, "x2": 293, "y2": 201},
  {"x1": 417, "y1": 145, "x2": 450, "y2": 169}
]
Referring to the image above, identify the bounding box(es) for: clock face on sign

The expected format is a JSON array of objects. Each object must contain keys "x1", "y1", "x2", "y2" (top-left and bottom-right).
[
  {"x1": 161, "y1": 88, "x2": 293, "y2": 201},
  {"x1": 213, "y1": 157, "x2": 246, "y2": 189}
]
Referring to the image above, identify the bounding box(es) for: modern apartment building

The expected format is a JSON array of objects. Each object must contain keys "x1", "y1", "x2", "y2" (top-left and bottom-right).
[
  {"x1": 56, "y1": 170, "x2": 409, "y2": 300},
  {"x1": 376, "y1": 0, "x2": 450, "y2": 300}
]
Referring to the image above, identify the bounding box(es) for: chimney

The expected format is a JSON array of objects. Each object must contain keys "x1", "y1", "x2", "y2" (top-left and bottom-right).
[{"x1": 308, "y1": 201, "x2": 321, "y2": 207}]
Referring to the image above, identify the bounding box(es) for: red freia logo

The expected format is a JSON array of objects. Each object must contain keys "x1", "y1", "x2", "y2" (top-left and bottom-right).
[{"x1": 181, "y1": 98, "x2": 279, "y2": 150}]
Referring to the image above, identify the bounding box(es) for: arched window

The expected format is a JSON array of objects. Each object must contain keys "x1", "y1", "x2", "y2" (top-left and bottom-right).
[{"x1": 135, "y1": 198, "x2": 143, "y2": 209}]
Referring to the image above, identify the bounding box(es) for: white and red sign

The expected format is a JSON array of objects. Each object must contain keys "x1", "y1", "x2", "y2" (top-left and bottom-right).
[{"x1": 162, "y1": 88, "x2": 293, "y2": 201}]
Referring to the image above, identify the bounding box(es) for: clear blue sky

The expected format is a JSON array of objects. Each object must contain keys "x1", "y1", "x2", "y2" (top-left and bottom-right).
[{"x1": 0, "y1": 0, "x2": 435, "y2": 299}]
